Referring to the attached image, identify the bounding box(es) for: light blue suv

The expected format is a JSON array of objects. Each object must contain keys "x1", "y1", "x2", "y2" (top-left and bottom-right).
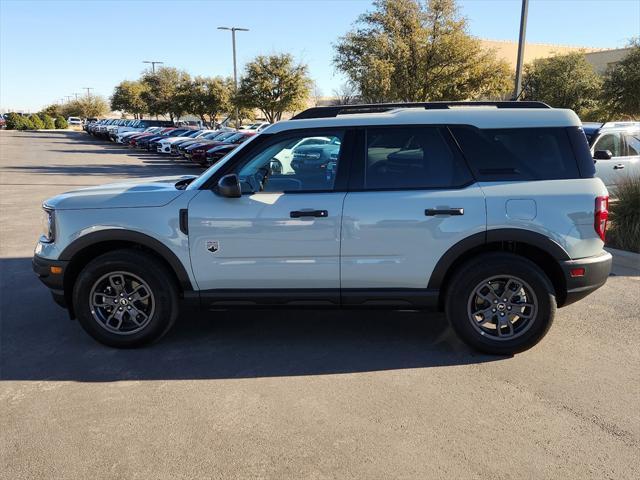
[{"x1": 33, "y1": 101, "x2": 612, "y2": 354}]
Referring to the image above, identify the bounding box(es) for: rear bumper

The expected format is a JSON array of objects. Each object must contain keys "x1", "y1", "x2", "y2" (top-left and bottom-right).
[
  {"x1": 560, "y1": 251, "x2": 612, "y2": 306},
  {"x1": 32, "y1": 254, "x2": 69, "y2": 308}
]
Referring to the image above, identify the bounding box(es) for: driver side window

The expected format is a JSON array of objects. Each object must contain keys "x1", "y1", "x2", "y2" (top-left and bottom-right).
[
  {"x1": 237, "y1": 131, "x2": 344, "y2": 193},
  {"x1": 594, "y1": 133, "x2": 623, "y2": 157}
]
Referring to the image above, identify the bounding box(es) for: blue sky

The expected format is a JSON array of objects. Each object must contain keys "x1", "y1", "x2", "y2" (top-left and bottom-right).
[{"x1": 1, "y1": 0, "x2": 639, "y2": 112}]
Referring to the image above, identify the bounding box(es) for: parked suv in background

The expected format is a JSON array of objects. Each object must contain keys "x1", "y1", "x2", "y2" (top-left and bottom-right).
[
  {"x1": 583, "y1": 121, "x2": 640, "y2": 190},
  {"x1": 33, "y1": 102, "x2": 612, "y2": 354}
]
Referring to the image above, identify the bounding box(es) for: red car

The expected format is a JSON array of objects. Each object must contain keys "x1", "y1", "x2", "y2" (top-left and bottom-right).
[{"x1": 185, "y1": 132, "x2": 256, "y2": 164}]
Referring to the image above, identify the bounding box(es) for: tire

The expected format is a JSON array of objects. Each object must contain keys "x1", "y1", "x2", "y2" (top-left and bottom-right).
[
  {"x1": 445, "y1": 252, "x2": 556, "y2": 355},
  {"x1": 72, "y1": 249, "x2": 179, "y2": 348}
]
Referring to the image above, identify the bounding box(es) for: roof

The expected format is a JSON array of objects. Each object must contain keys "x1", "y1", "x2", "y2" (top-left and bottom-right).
[{"x1": 264, "y1": 107, "x2": 582, "y2": 134}]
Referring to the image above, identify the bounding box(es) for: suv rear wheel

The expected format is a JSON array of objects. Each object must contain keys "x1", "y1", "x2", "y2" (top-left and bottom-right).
[
  {"x1": 72, "y1": 249, "x2": 179, "y2": 348},
  {"x1": 445, "y1": 252, "x2": 556, "y2": 355}
]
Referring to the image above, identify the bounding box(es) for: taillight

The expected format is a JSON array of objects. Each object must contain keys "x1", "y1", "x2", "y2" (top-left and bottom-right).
[{"x1": 594, "y1": 196, "x2": 609, "y2": 241}]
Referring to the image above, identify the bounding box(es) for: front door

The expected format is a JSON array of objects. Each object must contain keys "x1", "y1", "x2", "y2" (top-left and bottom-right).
[
  {"x1": 187, "y1": 129, "x2": 349, "y2": 305},
  {"x1": 593, "y1": 131, "x2": 628, "y2": 188}
]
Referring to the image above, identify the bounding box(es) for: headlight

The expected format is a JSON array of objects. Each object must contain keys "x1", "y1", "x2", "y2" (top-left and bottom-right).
[{"x1": 41, "y1": 207, "x2": 55, "y2": 243}]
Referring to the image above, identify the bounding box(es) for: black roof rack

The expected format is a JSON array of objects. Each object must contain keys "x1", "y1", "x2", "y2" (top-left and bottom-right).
[{"x1": 292, "y1": 101, "x2": 551, "y2": 120}]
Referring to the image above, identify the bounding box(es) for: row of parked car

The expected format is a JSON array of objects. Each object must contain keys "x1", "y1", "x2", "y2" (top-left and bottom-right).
[{"x1": 84, "y1": 118, "x2": 270, "y2": 166}]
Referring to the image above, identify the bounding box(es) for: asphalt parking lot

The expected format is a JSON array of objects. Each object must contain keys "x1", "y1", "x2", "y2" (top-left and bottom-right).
[{"x1": 1, "y1": 130, "x2": 639, "y2": 479}]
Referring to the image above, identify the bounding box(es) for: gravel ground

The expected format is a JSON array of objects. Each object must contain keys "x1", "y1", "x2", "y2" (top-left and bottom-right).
[{"x1": 1, "y1": 130, "x2": 638, "y2": 480}]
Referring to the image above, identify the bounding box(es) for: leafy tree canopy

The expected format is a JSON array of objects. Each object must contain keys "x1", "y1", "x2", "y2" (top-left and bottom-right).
[
  {"x1": 522, "y1": 51, "x2": 602, "y2": 117},
  {"x1": 601, "y1": 38, "x2": 640, "y2": 119},
  {"x1": 236, "y1": 54, "x2": 311, "y2": 123},
  {"x1": 111, "y1": 80, "x2": 148, "y2": 119},
  {"x1": 334, "y1": 0, "x2": 512, "y2": 102}
]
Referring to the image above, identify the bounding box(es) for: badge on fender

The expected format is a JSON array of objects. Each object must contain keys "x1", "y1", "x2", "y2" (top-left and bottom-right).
[{"x1": 206, "y1": 240, "x2": 220, "y2": 253}]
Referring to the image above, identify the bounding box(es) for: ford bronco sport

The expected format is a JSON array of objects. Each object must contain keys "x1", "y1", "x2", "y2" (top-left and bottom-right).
[{"x1": 33, "y1": 101, "x2": 612, "y2": 354}]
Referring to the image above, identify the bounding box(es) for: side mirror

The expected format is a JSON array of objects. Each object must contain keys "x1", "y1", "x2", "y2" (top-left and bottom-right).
[
  {"x1": 216, "y1": 174, "x2": 241, "y2": 198},
  {"x1": 594, "y1": 150, "x2": 612, "y2": 160}
]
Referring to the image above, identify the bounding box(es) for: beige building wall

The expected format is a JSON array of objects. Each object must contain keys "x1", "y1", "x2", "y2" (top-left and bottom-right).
[
  {"x1": 480, "y1": 39, "x2": 603, "y2": 68},
  {"x1": 480, "y1": 39, "x2": 630, "y2": 74},
  {"x1": 584, "y1": 47, "x2": 632, "y2": 73}
]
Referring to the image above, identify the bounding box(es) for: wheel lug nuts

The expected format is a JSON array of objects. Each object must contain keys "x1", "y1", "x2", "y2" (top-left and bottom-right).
[
  {"x1": 503, "y1": 298, "x2": 507, "y2": 302},
  {"x1": 507, "y1": 306, "x2": 512, "y2": 310},
  {"x1": 492, "y1": 308, "x2": 496, "y2": 312},
  {"x1": 500, "y1": 312, "x2": 505, "y2": 316},
  {"x1": 127, "y1": 306, "x2": 131, "y2": 310},
  {"x1": 118, "y1": 307, "x2": 123, "y2": 311},
  {"x1": 493, "y1": 300, "x2": 498, "y2": 304}
]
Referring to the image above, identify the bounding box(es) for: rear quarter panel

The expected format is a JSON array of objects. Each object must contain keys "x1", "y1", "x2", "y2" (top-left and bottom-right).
[{"x1": 481, "y1": 178, "x2": 608, "y2": 259}]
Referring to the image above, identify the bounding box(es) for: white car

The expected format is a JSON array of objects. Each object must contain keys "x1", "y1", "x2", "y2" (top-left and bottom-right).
[
  {"x1": 67, "y1": 117, "x2": 82, "y2": 126},
  {"x1": 156, "y1": 130, "x2": 214, "y2": 154},
  {"x1": 33, "y1": 101, "x2": 612, "y2": 354},
  {"x1": 273, "y1": 136, "x2": 332, "y2": 173},
  {"x1": 240, "y1": 122, "x2": 270, "y2": 132}
]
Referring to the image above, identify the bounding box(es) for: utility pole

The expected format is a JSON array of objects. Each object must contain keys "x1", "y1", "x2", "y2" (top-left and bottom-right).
[
  {"x1": 217, "y1": 26, "x2": 249, "y2": 128},
  {"x1": 143, "y1": 60, "x2": 164, "y2": 73},
  {"x1": 65, "y1": 96, "x2": 73, "y2": 103},
  {"x1": 83, "y1": 87, "x2": 93, "y2": 97},
  {"x1": 513, "y1": 0, "x2": 529, "y2": 100},
  {"x1": 73, "y1": 93, "x2": 80, "y2": 100}
]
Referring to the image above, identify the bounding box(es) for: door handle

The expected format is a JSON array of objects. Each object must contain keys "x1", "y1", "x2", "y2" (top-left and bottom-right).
[
  {"x1": 290, "y1": 209, "x2": 329, "y2": 218},
  {"x1": 425, "y1": 208, "x2": 464, "y2": 216},
  {"x1": 613, "y1": 164, "x2": 625, "y2": 170}
]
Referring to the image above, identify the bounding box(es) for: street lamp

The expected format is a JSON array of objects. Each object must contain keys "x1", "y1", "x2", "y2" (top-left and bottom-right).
[
  {"x1": 513, "y1": 0, "x2": 529, "y2": 100},
  {"x1": 217, "y1": 26, "x2": 249, "y2": 128},
  {"x1": 143, "y1": 60, "x2": 164, "y2": 73}
]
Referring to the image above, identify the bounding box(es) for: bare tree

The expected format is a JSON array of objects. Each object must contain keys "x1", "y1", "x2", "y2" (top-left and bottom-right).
[
  {"x1": 311, "y1": 81, "x2": 323, "y2": 106},
  {"x1": 332, "y1": 82, "x2": 359, "y2": 105}
]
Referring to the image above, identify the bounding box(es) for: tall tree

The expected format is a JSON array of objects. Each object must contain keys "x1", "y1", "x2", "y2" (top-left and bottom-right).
[
  {"x1": 111, "y1": 80, "x2": 148, "y2": 119},
  {"x1": 62, "y1": 95, "x2": 109, "y2": 118},
  {"x1": 141, "y1": 67, "x2": 191, "y2": 121},
  {"x1": 601, "y1": 39, "x2": 640, "y2": 119},
  {"x1": 334, "y1": 0, "x2": 512, "y2": 102},
  {"x1": 522, "y1": 52, "x2": 602, "y2": 117},
  {"x1": 184, "y1": 76, "x2": 232, "y2": 126},
  {"x1": 235, "y1": 54, "x2": 311, "y2": 123}
]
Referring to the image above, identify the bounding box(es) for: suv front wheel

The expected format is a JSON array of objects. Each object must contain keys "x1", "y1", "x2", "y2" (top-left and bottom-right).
[
  {"x1": 73, "y1": 249, "x2": 179, "y2": 348},
  {"x1": 445, "y1": 252, "x2": 556, "y2": 355}
]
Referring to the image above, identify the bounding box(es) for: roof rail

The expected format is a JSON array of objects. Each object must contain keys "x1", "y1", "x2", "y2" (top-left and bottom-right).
[
  {"x1": 601, "y1": 121, "x2": 640, "y2": 129},
  {"x1": 292, "y1": 101, "x2": 551, "y2": 120}
]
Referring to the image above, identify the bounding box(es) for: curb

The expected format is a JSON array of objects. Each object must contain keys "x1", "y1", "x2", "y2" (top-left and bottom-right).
[{"x1": 605, "y1": 247, "x2": 640, "y2": 273}]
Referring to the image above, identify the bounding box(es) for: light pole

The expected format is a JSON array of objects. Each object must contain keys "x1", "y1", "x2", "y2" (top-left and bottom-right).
[
  {"x1": 143, "y1": 60, "x2": 164, "y2": 73},
  {"x1": 513, "y1": 0, "x2": 529, "y2": 100},
  {"x1": 217, "y1": 26, "x2": 249, "y2": 128}
]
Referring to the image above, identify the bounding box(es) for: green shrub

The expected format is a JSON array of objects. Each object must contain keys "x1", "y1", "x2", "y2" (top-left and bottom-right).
[
  {"x1": 608, "y1": 175, "x2": 640, "y2": 253},
  {"x1": 41, "y1": 114, "x2": 55, "y2": 129},
  {"x1": 29, "y1": 114, "x2": 45, "y2": 130},
  {"x1": 55, "y1": 115, "x2": 68, "y2": 129},
  {"x1": 4, "y1": 112, "x2": 21, "y2": 129},
  {"x1": 17, "y1": 116, "x2": 34, "y2": 130}
]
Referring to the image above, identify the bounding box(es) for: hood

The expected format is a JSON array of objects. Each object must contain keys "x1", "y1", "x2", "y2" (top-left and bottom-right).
[{"x1": 44, "y1": 175, "x2": 197, "y2": 210}]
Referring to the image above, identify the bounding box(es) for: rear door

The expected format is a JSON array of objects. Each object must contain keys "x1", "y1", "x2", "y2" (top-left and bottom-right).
[{"x1": 340, "y1": 126, "x2": 486, "y2": 302}]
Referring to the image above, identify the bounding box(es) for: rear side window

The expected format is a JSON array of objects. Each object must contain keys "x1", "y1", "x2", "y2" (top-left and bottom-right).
[
  {"x1": 364, "y1": 127, "x2": 473, "y2": 189},
  {"x1": 450, "y1": 127, "x2": 580, "y2": 181}
]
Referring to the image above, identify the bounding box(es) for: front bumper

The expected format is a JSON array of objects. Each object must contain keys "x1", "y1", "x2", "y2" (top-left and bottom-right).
[
  {"x1": 32, "y1": 254, "x2": 69, "y2": 308},
  {"x1": 560, "y1": 251, "x2": 612, "y2": 306}
]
